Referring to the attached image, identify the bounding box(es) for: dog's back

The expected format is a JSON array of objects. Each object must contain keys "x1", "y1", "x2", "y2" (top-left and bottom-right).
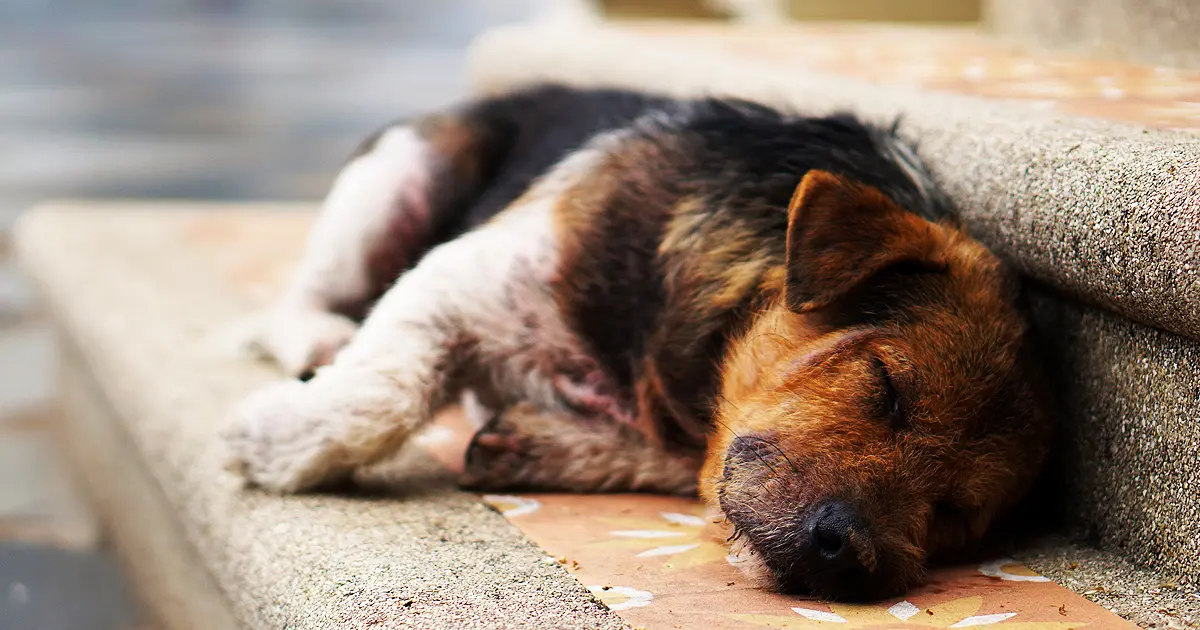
[{"x1": 437, "y1": 86, "x2": 947, "y2": 232}]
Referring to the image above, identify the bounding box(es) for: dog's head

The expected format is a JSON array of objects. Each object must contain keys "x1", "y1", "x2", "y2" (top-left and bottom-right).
[{"x1": 701, "y1": 170, "x2": 1053, "y2": 600}]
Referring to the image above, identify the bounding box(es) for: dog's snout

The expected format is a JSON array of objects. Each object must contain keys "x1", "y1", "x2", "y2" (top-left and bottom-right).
[
  {"x1": 726, "y1": 495, "x2": 893, "y2": 599},
  {"x1": 804, "y1": 499, "x2": 875, "y2": 575}
]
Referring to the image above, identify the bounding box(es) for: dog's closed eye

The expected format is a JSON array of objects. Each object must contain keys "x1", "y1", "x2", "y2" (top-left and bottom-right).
[{"x1": 873, "y1": 356, "x2": 907, "y2": 430}]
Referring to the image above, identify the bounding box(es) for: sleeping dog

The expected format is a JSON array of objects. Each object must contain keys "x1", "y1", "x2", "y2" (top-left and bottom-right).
[{"x1": 225, "y1": 85, "x2": 1054, "y2": 600}]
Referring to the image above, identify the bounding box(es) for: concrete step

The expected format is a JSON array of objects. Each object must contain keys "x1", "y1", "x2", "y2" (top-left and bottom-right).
[
  {"x1": 1018, "y1": 538, "x2": 1200, "y2": 628},
  {"x1": 465, "y1": 21, "x2": 1200, "y2": 590}
]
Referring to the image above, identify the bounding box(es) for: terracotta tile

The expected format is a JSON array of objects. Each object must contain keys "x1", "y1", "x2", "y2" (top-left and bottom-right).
[{"x1": 623, "y1": 23, "x2": 1200, "y2": 134}]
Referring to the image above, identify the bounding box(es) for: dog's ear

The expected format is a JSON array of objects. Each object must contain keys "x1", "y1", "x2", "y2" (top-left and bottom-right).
[{"x1": 785, "y1": 170, "x2": 948, "y2": 313}]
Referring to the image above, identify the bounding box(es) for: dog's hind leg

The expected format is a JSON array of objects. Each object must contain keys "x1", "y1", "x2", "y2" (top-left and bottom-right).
[
  {"x1": 226, "y1": 176, "x2": 591, "y2": 492},
  {"x1": 224, "y1": 113, "x2": 654, "y2": 493},
  {"x1": 459, "y1": 403, "x2": 702, "y2": 495},
  {"x1": 249, "y1": 86, "x2": 661, "y2": 378},
  {"x1": 251, "y1": 108, "x2": 518, "y2": 378}
]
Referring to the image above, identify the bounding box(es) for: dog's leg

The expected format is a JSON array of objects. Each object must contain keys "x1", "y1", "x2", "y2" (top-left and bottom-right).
[
  {"x1": 253, "y1": 111, "x2": 513, "y2": 378},
  {"x1": 226, "y1": 186, "x2": 584, "y2": 492},
  {"x1": 250, "y1": 128, "x2": 413, "y2": 378},
  {"x1": 459, "y1": 403, "x2": 701, "y2": 495}
]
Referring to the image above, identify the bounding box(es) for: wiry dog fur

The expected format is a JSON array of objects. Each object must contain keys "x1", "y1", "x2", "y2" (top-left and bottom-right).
[{"x1": 225, "y1": 85, "x2": 1054, "y2": 600}]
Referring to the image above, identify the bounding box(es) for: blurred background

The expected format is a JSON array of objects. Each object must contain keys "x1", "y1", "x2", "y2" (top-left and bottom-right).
[{"x1": 0, "y1": 1, "x2": 980, "y2": 629}]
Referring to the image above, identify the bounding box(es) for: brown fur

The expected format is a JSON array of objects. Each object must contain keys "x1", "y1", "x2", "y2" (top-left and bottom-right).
[
  {"x1": 699, "y1": 172, "x2": 1053, "y2": 597},
  {"x1": 540, "y1": 136, "x2": 1052, "y2": 597}
]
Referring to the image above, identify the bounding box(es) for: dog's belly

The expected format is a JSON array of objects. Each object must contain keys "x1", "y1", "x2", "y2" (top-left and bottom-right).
[
  {"x1": 444, "y1": 168, "x2": 635, "y2": 426},
  {"x1": 479, "y1": 344, "x2": 635, "y2": 426}
]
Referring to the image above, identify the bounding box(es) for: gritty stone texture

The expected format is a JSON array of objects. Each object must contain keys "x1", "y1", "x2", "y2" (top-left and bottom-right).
[
  {"x1": 15, "y1": 206, "x2": 626, "y2": 630},
  {"x1": 58, "y1": 345, "x2": 243, "y2": 630},
  {"x1": 1026, "y1": 288, "x2": 1200, "y2": 589},
  {"x1": 469, "y1": 24, "x2": 1200, "y2": 343},
  {"x1": 1019, "y1": 538, "x2": 1200, "y2": 628},
  {"x1": 986, "y1": 0, "x2": 1200, "y2": 71},
  {"x1": 465, "y1": 21, "x2": 1200, "y2": 584}
]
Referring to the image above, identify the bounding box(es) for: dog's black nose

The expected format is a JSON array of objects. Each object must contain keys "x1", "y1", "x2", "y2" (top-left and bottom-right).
[{"x1": 804, "y1": 499, "x2": 874, "y2": 575}]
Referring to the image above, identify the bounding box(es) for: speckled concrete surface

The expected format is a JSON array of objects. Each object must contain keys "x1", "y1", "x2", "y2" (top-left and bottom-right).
[
  {"x1": 986, "y1": 0, "x2": 1200, "y2": 71},
  {"x1": 16, "y1": 207, "x2": 627, "y2": 629},
  {"x1": 466, "y1": 21, "x2": 1200, "y2": 586},
  {"x1": 1020, "y1": 538, "x2": 1200, "y2": 628},
  {"x1": 1025, "y1": 288, "x2": 1200, "y2": 589}
]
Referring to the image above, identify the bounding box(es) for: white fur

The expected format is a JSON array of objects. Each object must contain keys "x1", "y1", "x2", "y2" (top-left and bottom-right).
[
  {"x1": 245, "y1": 309, "x2": 359, "y2": 378},
  {"x1": 226, "y1": 148, "x2": 601, "y2": 492},
  {"x1": 252, "y1": 126, "x2": 430, "y2": 377},
  {"x1": 288, "y1": 126, "x2": 431, "y2": 309},
  {"x1": 725, "y1": 536, "x2": 777, "y2": 588}
]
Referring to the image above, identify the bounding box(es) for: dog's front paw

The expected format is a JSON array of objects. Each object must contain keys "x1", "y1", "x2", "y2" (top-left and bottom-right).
[
  {"x1": 246, "y1": 308, "x2": 359, "y2": 379},
  {"x1": 459, "y1": 413, "x2": 533, "y2": 491},
  {"x1": 223, "y1": 379, "x2": 355, "y2": 493}
]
